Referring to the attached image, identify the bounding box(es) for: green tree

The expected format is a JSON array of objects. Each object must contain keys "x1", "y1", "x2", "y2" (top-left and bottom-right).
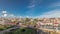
[{"x1": 24, "y1": 18, "x2": 30, "y2": 25}]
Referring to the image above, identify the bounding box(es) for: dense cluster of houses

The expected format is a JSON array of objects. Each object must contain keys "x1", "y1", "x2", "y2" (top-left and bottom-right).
[
  {"x1": 37, "y1": 18, "x2": 60, "y2": 27},
  {"x1": 0, "y1": 17, "x2": 18, "y2": 25},
  {"x1": 0, "y1": 17, "x2": 60, "y2": 27}
]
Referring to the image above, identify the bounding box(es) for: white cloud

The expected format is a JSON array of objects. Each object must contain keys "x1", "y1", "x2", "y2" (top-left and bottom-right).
[
  {"x1": 2, "y1": 11, "x2": 7, "y2": 13},
  {"x1": 10, "y1": 14, "x2": 14, "y2": 17},
  {"x1": 6, "y1": 13, "x2": 15, "y2": 17},
  {"x1": 27, "y1": 0, "x2": 35, "y2": 8},
  {"x1": 27, "y1": 0, "x2": 42, "y2": 8},
  {"x1": 4, "y1": 14, "x2": 7, "y2": 17},
  {"x1": 38, "y1": 9, "x2": 60, "y2": 18},
  {"x1": 27, "y1": 0, "x2": 42, "y2": 16},
  {"x1": 48, "y1": 2, "x2": 60, "y2": 8},
  {"x1": 27, "y1": 5, "x2": 35, "y2": 8}
]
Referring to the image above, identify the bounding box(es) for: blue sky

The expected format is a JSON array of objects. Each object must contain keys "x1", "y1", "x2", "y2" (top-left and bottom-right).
[{"x1": 0, "y1": 0, "x2": 60, "y2": 18}]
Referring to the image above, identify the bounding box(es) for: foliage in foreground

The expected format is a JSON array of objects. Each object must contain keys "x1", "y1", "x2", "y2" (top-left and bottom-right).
[{"x1": 4, "y1": 27, "x2": 37, "y2": 34}]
